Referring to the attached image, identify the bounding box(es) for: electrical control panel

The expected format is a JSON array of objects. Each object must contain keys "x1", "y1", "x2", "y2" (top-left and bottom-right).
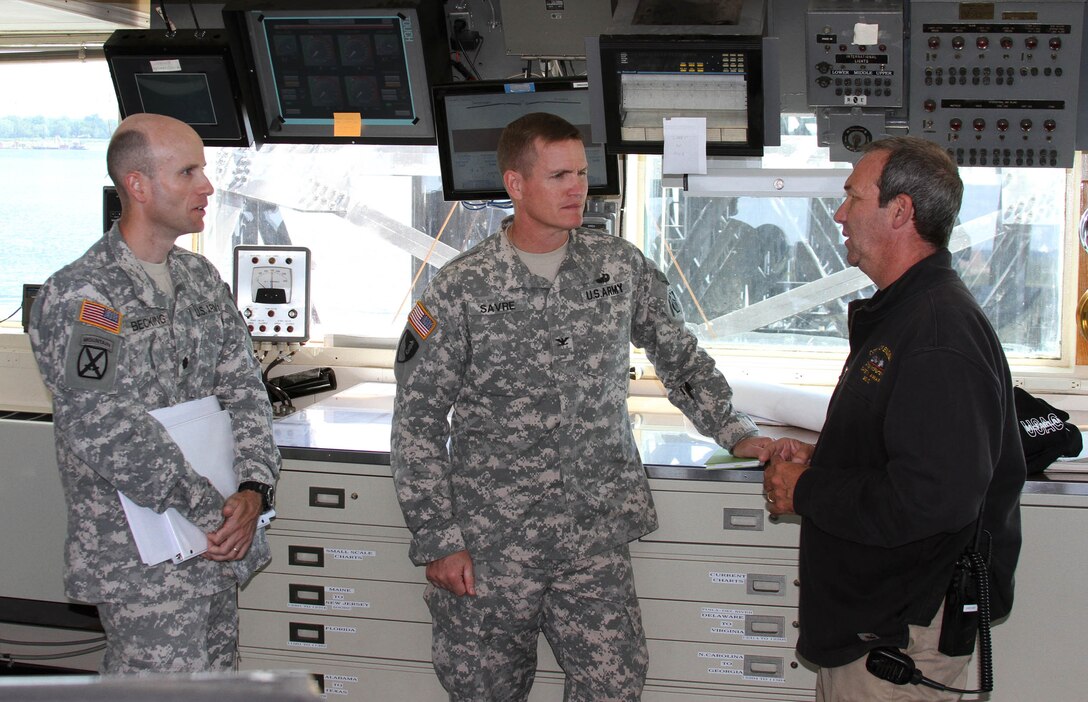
[
  {"x1": 232, "y1": 246, "x2": 311, "y2": 343},
  {"x1": 908, "y1": 0, "x2": 1085, "y2": 168},
  {"x1": 806, "y1": 0, "x2": 905, "y2": 108}
]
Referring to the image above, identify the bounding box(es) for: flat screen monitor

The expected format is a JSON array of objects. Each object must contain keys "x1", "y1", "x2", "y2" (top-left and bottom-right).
[
  {"x1": 224, "y1": 1, "x2": 449, "y2": 145},
  {"x1": 594, "y1": 34, "x2": 768, "y2": 157},
  {"x1": 104, "y1": 30, "x2": 251, "y2": 147},
  {"x1": 431, "y1": 77, "x2": 621, "y2": 202}
]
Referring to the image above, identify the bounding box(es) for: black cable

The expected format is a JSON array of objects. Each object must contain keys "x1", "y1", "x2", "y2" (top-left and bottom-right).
[
  {"x1": 261, "y1": 355, "x2": 295, "y2": 412},
  {"x1": 970, "y1": 548, "x2": 993, "y2": 692},
  {"x1": 450, "y1": 58, "x2": 473, "y2": 81},
  {"x1": 1, "y1": 643, "x2": 107, "y2": 662},
  {"x1": 471, "y1": 35, "x2": 485, "y2": 74},
  {"x1": 866, "y1": 542, "x2": 994, "y2": 695},
  {"x1": 188, "y1": 1, "x2": 205, "y2": 38},
  {"x1": 156, "y1": 1, "x2": 177, "y2": 37},
  {"x1": 0, "y1": 304, "x2": 20, "y2": 324},
  {"x1": 0, "y1": 636, "x2": 106, "y2": 647},
  {"x1": 453, "y1": 35, "x2": 482, "y2": 80}
]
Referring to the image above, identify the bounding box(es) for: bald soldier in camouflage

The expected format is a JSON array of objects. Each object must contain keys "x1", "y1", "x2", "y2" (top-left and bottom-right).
[
  {"x1": 391, "y1": 113, "x2": 797, "y2": 701},
  {"x1": 29, "y1": 113, "x2": 279, "y2": 673}
]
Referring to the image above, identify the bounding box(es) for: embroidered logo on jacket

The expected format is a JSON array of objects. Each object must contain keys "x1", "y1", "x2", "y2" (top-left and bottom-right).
[
  {"x1": 1021, "y1": 413, "x2": 1065, "y2": 437},
  {"x1": 477, "y1": 300, "x2": 517, "y2": 314},
  {"x1": 78, "y1": 299, "x2": 122, "y2": 334},
  {"x1": 77, "y1": 343, "x2": 110, "y2": 380},
  {"x1": 584, "y1": 282, "x2": 625, "y2": 300},
  {"x1": 861, "y1": 345, "x2": 892, "y2": 384}
]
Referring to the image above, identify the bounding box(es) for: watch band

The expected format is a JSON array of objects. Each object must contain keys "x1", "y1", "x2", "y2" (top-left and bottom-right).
[{"x1": 238, "y1": 480, "x2": 274, "y2": 512}]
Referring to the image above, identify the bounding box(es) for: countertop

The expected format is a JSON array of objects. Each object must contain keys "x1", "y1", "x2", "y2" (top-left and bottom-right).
[{"x1": 273, "y1": 383, "x2": 1088, "y2": 495}]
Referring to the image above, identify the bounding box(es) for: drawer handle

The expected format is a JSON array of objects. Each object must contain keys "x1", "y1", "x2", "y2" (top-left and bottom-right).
[
  {"x1": 746, "y1": 615, "x2": 786, "y2": 638},
  {"x1": 289, "y1": 622, "x2": 325, "y2": 645},
  {"x1": 747, "y1": 574, "x2": 786, "y2": 596},
  {"x1": 722, "y1": 507, "x2": 764, "y2": 531},
  {"x1": 745, "y1": 655, "x2": 784, "y2": 678},
  {"x1": 309, "y1": 486, "x2": 345, "y2": 509},
  {"x1": 287, "y1": 545, "x2": 325, "y2": 568},
  {"x1": 289, "y1": 584, "x2": 325, "y2": 607}
]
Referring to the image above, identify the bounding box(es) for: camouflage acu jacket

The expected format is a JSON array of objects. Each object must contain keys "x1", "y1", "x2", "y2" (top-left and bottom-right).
[
  {"x1": 29, "y1": 223, "x2": 279, "y2": 603},
  {"x1": 391, "y1": 222, "x2": 756, "y2": 566}
]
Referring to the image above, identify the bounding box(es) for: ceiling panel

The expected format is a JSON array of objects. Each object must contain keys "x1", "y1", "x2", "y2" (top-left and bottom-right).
[{"x1": 1, "y1": 0, "x2": 148, "y2": 34}]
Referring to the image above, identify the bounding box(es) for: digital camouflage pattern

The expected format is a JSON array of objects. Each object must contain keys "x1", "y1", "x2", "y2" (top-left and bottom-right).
[
  {"x1": 425, "y1": 546, "x2": 646, "y2": 701},
  {"x1": 29, "y1": 223, "x2": 280, "y2": 603},
  {"x1": 97, "y1": 588, "x2": 237, "y2": 674},
  {"x1": 391, "y1": 219, "x2": 758, "y2": 567}
]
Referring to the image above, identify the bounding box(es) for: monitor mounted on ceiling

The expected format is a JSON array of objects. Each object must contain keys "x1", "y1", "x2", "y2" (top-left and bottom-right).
[
  {"x1": 223, "y1": 0, "x2": 450, "y2": 145},
  {"x1": 104, "y1": 29, "x2": 252, "y2": 147},
  {"x1": 591, "y1": 33, "x2": 772, "y2": 158},
  {"x1": 431, "y1": 76, "x2": 621, "y2": 202}
]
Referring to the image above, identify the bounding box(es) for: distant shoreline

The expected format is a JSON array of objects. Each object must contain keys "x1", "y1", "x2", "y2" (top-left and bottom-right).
[{"x1": 0, "y1": 139, "x2": 108, "y2": 151}]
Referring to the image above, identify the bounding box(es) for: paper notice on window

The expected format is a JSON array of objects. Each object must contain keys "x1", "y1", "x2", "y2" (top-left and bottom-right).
[{"x1": 663, "y1": 117, "x2": 707, "y2": 175}]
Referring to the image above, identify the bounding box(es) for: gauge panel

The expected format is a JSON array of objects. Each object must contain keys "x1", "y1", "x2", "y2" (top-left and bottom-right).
[{"x1": 232, "y1": 245, "x2": 311, "y2": 342}]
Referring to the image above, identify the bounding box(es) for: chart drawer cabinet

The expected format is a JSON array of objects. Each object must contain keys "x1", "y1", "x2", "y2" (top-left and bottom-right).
[{"x1": 239, "y1": 458, "x2": 813, "y2": 700}]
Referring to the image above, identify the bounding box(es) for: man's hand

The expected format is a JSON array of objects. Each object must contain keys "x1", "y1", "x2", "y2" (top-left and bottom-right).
[
  {"x1": 204, "y1": 490, "x2": 262, "y2": 561},
  {"x1": 763, "y1": 458, "x2": 809, "y2": 516},
  {"x1": 733, "y1": 435, "x2": 815, "y2": 465},
  {"x1": 426, "y1": 550, "x2": 477, "y2": 596}
]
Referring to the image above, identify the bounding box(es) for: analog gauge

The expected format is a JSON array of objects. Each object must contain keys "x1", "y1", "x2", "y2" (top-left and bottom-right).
[
  {"x1": 252, "y1": 266, "x2": 292, "y2": 304},
  {"x1": 233, "y1": 245, "x2": 311, "y2": 343}
]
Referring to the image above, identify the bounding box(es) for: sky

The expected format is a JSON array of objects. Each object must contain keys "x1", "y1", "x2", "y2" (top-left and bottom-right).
[{"x1": 1, "y1": 60, "x2": 118, "y2": 119}]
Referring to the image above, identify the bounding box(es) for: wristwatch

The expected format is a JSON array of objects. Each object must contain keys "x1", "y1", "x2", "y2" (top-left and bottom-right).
[{"x1": 238, "y1": 480, "x2": 275, "y2": 512}]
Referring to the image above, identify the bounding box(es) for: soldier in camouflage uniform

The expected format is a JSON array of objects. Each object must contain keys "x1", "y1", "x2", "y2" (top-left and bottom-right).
[
  {"x1": 391, "y1": 113, "x2": 797, "y2": 701},
  {"x1": 29, "y1": 114, "x2": 280, "y2": 674}
]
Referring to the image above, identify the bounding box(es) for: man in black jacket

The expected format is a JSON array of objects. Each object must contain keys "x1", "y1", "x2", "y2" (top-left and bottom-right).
[{"x1": 763, "y1": 137, "x2": 1025, "y2": 701}]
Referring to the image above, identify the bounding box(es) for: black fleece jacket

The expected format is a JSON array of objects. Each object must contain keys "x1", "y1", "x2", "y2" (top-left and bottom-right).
[{"x1": 793, "y1": 249, "x2": 1025, "y2": 667}]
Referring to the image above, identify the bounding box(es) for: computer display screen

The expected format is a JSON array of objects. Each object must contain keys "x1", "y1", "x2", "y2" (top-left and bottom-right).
[
  {"x1": 134, "y1": 73, "x2": 217, "y2": 125},
  {"x1": 594, "y1": 34, "x2": 768, "y2": 157},
  {"x1": 104, "y1": 30, "x2": 250, "y2": 146},
  {"x1": 431, "y1": 77, "x2": 620, "y2": 201},
  {"x1": 225, "y1": 2, "x2": 449, "y2": 144}
]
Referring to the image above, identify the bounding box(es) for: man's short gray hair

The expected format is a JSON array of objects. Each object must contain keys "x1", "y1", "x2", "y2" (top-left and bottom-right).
[{"x1": 864, "y1": 136, "x2": 963, "y2": 248}]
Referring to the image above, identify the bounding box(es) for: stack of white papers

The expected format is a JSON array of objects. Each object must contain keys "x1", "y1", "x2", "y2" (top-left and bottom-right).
[{"x1": 119, "y1": 396, "x2": 273, "y2": 566}]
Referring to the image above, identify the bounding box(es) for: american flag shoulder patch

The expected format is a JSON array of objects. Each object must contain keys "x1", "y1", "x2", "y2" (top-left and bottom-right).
[
  {"x1": 408, "y1": 301, "x2": 436, "y2": 340},
  {"x1": 78, "y1": 299, "x2": 123, "y2": 334}
]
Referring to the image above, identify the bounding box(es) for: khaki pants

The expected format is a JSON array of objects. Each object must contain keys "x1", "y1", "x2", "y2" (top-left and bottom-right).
[{"x1": 816, "y1": 604, "x2": 973, "y2": 702}]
